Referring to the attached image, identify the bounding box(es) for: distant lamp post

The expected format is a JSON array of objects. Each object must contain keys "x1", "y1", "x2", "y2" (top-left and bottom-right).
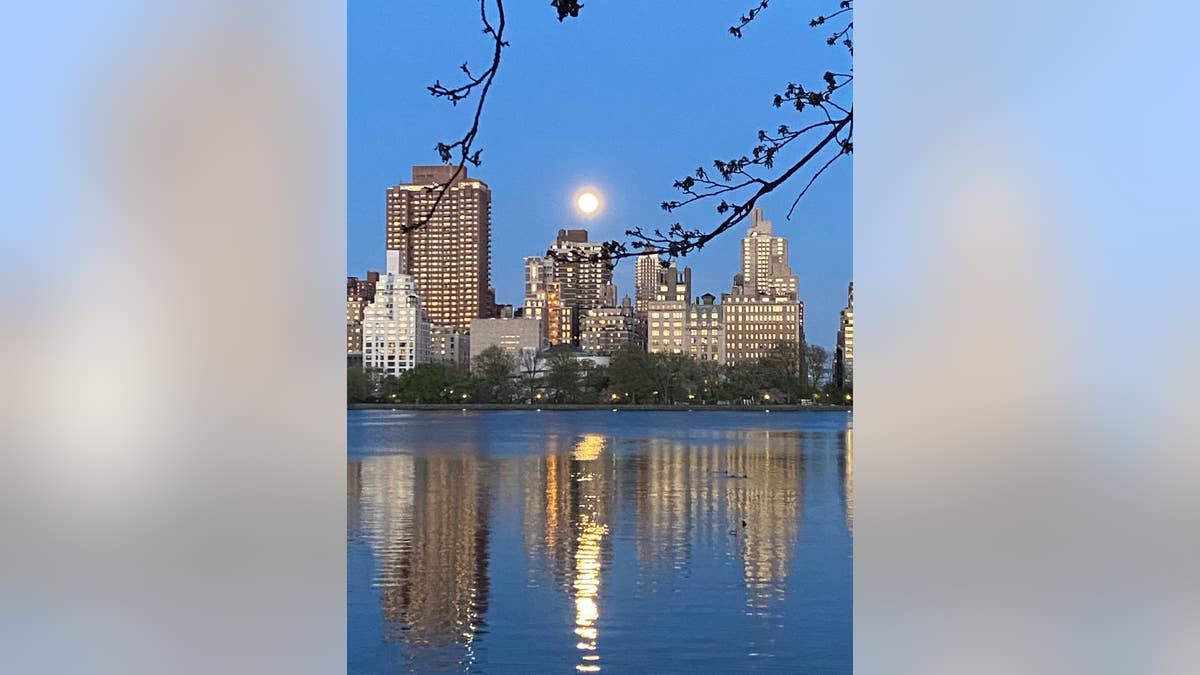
[
  {"x1": 763, "y1": 392, "x2": 771, "y2": 401},
  {"x1": 461, "y1": 392, "x2": 469, "y2": 400},
  {"x1": 610, "y1": 393, "x2": 619, "y2": 401},
  {"x1": 845, "y1": 393, "x2": 853, "y2": 403},
  {"x1": 687, "y1": 393, "x2": 696, "y2": 401},
  {"x1": 535, "y1": 392, "x2": 543, "y2": 401}
]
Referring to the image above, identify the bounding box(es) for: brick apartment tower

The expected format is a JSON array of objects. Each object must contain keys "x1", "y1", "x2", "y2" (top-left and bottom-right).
[
  {"x1": 346, "y1": 271, "x2": 380, "y2": 357},
  {"x1": 386, "y1": 165, "x2": 498, "y2": 329}
]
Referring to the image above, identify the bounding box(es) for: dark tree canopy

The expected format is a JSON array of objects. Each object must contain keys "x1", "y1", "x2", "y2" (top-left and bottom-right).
[
  {"x1": 805, "y1": 343, "x2": 831, "y2": 392},
  {"x1": 472, "y1": 345, "x2": 518, "y2": 403}
]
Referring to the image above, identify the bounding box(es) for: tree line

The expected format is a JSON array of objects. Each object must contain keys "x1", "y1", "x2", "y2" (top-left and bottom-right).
[{"x1": 349, "y1": 341, "x2": 849, "y2": 405}]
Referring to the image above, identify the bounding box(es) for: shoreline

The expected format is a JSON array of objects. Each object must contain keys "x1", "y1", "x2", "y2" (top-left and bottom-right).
[{"x1": 350, "y1": 403, "x2": 851, "y2": 412}]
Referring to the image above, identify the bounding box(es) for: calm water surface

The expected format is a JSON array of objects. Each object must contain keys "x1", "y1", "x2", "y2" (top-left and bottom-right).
[{"x1": 348, "y1": 410, "x2": 852, "y2": 674}]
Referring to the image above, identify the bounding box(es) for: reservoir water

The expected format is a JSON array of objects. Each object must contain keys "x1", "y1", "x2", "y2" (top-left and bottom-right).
[{"x1": 348, "y1": 409, "x2": 852, "y2": 673}]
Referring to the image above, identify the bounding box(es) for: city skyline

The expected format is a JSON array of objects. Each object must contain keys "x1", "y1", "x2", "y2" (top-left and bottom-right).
[
  {"x1": 348, "y1": 0, "x2": 850, "y2": 349},
  {"x1": 350, "y1": 201, "x2": 831, "y2": 372},
  {"x1": 351, "y1": 177, "x2": 847, "y2": 352}
]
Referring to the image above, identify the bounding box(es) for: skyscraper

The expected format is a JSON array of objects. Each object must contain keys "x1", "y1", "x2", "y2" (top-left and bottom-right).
[
  {"x1": 722, "y1": 209, "x2": 804, "y2": 366},
  {"x1": 739, "y1": 207, "x2": 799, "y2": 297},
  {"x1": 386, "y1": 165, "x2": 498, "y2": 329},
  {"x1": 634, "y1": 246, "x2": 663, "y2": 316}
]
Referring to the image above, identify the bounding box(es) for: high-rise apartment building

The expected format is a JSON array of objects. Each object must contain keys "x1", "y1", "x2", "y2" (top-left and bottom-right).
[
  {"x1": 523, "y1": 256, "x2": 573, "y2": 346},
  {"x1": 634, "y1": 246, "x2": 662, "y2": 315},
  {"x1": 523, "y1": 229, "x2": 614, "y2": 346},
  {"x1": 347, "y1": 271, "x2": 380, "y2": 359},
  {"x1": 386, "y1": 165, "x2": 498, "y2": 329},
  {"x1": 547, "y1": 229, "x2": 612, "y2": 311},
  {"x1": 834, "y1": 282, "x2": 854, "y2": 389},
  {"x1": 722, "y1": 209, "x2": 804, "y2": 366},
  {"x1": 362, "y1": 251, "x2": 432, "y2": 376}
]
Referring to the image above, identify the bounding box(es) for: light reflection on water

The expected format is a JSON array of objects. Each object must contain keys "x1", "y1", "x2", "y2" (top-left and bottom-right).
[{"x1": 348, "y1": 411, "x2": 852, "y2": 674}]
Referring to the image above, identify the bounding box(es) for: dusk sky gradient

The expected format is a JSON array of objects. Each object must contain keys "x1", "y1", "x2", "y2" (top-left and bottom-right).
[{"x1": 348, "y1": 0, "x2": 851, "y2": 347}]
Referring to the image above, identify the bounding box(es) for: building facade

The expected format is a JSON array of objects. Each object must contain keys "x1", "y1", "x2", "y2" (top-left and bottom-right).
[
  {"x1": 687, "y1": 293, "x2": 725, "y2": 363},
  {"x1": 523, "y1": 256, "x2": 573, "y2": 346},
  {"x1": 720, "y1": 291, "x2": 803, "y2": 365},
  {"x1": 634, "y1": 247, "x2": 662, "y2": 316},
  {"x1": 580, "y1": 296, "x2": 638, "y2": 356},
  {"x1": 347, "y1": 271, "x2": 380, "y2": 359},
  {"x1": 386, "y1": 165, "x2": 498, "y2": 329},
  {"x1": 430, "y1": 324, "x2": 471, "y2": 369},
  {"x1": 468, "y1": 317, "x2": 545, "y2": 365},
  {"x1": 362, "y1": 251, "x2": 432, "y2": 376},
  {"x1": 546, "y1": 229, "x2": 612, "y2": 312},
  {"x1": 834, "y1": 281, "x2": 854, "y2": 389}
]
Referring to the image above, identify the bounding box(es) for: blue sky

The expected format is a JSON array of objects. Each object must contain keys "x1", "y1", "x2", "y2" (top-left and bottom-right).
[{"x1": 348, "y1": 0, "x2": 852, "y2": 348}]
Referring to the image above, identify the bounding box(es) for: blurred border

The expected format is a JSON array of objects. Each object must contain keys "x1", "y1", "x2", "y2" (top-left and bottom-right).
[
  {"x1": 857, "y1": 1, "x2": 1200, "y2": 673},
  {"x1": 2, "y1": 2, "x2": 345, "y2": 673}
]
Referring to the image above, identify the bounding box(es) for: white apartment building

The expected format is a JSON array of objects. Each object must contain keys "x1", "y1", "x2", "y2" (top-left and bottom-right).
[{"x1": 362, "y1": 250, "x2": 432, "y2": 376}]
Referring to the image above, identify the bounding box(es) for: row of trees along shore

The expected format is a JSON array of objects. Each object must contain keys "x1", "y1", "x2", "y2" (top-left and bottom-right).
[{"x1": 348, "y1": 342, "x2": 850, "y2": 406}]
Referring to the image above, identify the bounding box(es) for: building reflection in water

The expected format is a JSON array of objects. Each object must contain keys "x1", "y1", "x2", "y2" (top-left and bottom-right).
[
  {"x1": 523, "y1": 434, "x2": 613, "y2": 673},
  {"x1": 632, "y1": 431, "x2": 804, "y2": 611},
  {"x1": 726, "y1": 431, "x2": 803, "y2": 610},
  {"x1": 353, "y1": 451, "x2": 491, "y2": 672},
  {"x1": 840, "y1": 427, "x2": 854, "y2": 532}
]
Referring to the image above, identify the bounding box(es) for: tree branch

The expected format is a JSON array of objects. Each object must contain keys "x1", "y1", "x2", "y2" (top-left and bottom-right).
[{"x1": 404, "y1": 0, "x2": 508, "y2": 234}]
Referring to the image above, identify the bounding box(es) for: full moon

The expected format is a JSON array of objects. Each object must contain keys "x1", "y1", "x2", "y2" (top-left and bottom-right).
[{"x1": 576, "y1": 191, "x2": 600, "y2": 215}]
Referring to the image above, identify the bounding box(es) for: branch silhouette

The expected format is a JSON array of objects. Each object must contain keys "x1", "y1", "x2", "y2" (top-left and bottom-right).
[
  {"x1": 404, "y1": 0, "x2": 509, "y2": 233},
  {"x1": 409, "y1": 0, "x2": 852, "y2": 269}
]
